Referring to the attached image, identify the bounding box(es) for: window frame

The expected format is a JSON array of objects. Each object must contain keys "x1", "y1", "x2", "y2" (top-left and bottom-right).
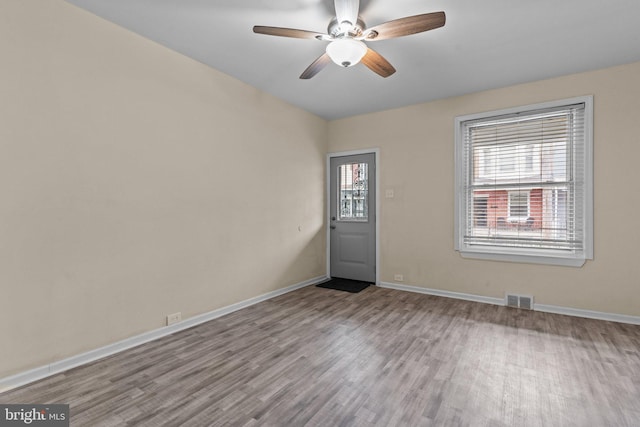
[{"x1": 454, "y1": 96, "x2": 594, "y2": 267}]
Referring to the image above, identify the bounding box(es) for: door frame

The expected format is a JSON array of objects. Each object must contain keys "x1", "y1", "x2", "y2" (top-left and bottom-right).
[{"x1": 326, "y1": 148, "x2": 380, "y2": 285}]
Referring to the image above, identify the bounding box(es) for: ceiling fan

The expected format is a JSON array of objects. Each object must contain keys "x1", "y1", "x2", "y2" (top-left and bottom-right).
[{"x1": 253, "y1": 0, "x2": 445, "y2": 79}]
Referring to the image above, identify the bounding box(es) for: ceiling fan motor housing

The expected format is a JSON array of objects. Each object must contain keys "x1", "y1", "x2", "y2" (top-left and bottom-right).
[{"x1": 328, "y1": 17, "x2": 365, "y2": 39}]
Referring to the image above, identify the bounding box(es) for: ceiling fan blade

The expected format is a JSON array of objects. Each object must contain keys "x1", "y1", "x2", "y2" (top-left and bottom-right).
[
  {"x1": 334, "y1": 0, "x2": 359, "y2": 26},
  {"x1": 300, "y1": 53, "x2": 332, "y2": 79},
  {"x1": 253, "y1": 26, "x2": 328, "y2": 40},
  {"x1": 361, "y1": 48, "x2": 396, "y2": 78},
  {"x1": 362, "y1": 11, "x2": 445, "y2": 41}
]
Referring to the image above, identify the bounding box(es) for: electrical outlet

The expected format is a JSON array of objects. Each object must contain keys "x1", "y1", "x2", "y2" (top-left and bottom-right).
[
  {"x1": 166, "y1": 312, "x2": 181, "y2": 326},
  {"x1": 394, "y1": 274, "x2": 404, "y2": 282}
]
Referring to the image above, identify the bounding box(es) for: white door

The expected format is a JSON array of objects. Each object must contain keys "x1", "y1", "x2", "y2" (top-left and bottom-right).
[{"x1": 329, "y1": 153, "x2": 376, "y2": 282}]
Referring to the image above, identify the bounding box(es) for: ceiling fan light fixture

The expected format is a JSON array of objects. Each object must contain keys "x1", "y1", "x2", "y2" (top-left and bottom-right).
[{"x1": 326, "y1": 39, "x2": 367, "y2": 67}]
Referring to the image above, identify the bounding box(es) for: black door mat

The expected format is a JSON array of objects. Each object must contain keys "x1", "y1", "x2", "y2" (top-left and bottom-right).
[{"x1": 316, "y1": 278, "x2": 372, "y2": 293}]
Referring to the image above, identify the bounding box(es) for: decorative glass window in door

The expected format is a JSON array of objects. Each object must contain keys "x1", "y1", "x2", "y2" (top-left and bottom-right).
[{"x1": 338, "y1": 163, "x2": 368, "y2": 221}]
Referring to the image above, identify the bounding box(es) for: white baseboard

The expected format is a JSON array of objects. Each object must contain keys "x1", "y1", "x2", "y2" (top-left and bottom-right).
[
  {"x1": 534, "y1": 303, "x2": 640, "y2": 325},
  {"x1": 379, "y1": 281, "x2": 504, "y2": 306},
  {"x1": 379, "y1": 281, "x2": 640, "y2": 325},
  {"x1": 0, "y1": 275, "x2": 328, "y2": 393}
]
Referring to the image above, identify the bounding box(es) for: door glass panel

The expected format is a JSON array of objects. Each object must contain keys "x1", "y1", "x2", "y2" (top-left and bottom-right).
[{"x1": 338, "y1": 163, "x2": 368, "y2": 221}]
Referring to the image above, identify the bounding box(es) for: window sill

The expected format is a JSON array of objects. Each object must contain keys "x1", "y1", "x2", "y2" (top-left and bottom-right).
[{"x1": 458, "y1": 249, "x2": 587, "y2": 267}]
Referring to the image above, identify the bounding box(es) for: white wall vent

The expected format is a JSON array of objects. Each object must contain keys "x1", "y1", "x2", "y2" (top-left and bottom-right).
[{"x1": 505, "y1": 294, "x2": 534, "y2": 310}]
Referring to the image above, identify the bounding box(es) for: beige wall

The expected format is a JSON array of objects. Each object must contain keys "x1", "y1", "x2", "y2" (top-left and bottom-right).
[
  {"x1": 3, "y1": 0, "x2": 639, "y2": 382},
  {"x1": 329, "y1": 61, "x2": 640, "y2": 318},
  {"x1": 0, "y1": 1, "x2": 327, "y2": 378}
]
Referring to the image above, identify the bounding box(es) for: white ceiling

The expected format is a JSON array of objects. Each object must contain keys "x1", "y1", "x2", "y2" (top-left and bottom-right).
[{"x1": 66, "y1": 0, "x2": 640, "y2": 120}]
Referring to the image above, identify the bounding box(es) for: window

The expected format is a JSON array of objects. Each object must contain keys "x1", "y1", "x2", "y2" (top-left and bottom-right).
[
  {"x1": 454, "y1": 96, "x2": 593, "y2": 266},
  {"x1": 508, "y1": 191, "x2": 529, "y2": 219},
  {"x1": 338, "y1": 163, "x2": 368, "y2": 221}
]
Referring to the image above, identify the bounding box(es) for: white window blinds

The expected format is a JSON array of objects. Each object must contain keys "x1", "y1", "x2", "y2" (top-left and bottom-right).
[{"x1": 455, "y1": 97, "x2": 593, "y2": 266}]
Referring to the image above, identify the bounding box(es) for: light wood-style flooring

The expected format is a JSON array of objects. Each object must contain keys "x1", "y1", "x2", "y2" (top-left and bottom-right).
[{"x1": 2, "y1": 285, "x2": 640, "y2": 426}]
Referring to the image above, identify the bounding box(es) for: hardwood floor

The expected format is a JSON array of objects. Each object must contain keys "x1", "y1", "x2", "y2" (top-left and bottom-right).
[{"x1": 2, "y1": 285, "x2": 640, "y2": 426}]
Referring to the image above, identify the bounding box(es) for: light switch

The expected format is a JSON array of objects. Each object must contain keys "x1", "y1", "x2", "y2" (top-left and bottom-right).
[{"x1": 385, "y1": 189, "x2": 394, "y2": 198}]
